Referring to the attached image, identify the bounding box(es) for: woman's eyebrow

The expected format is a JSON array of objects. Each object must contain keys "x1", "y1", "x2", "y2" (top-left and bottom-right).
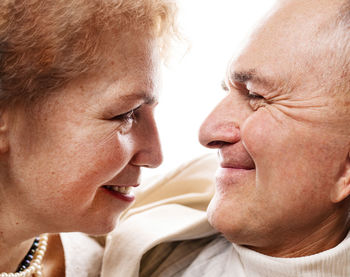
[{"x1": 119, "y1": 92, "x2": 158, "y2": 105}]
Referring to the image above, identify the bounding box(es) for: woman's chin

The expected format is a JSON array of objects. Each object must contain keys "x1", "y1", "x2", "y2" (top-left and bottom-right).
[
  {"x1": 84, "y1": 225, "x2": 116, "y2": 237},
  {"x1": 70, "y1": 213, "x2": 121, "y2": 236}
]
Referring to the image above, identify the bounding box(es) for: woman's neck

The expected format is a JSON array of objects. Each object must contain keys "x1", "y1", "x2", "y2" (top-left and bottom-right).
[
  {"x1": 0, "y1": 206, "x2": 40, "y2": 273},
  {"x1": 0, "y1": 237, "x2": 35, "y2": 273},
  {"x1": 0, "y1": 234, "x2": 65, "y2": 276},
  {"x1": 0, "y1": 188, "x2": 47, "y2": 273},
  {"x1": 42, "y1": 234, "x2": 66, "y2": 277}
]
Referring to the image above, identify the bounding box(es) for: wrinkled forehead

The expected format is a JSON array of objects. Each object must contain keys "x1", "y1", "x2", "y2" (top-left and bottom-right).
[
  {"x1": 227, "y1": 0, "x2": 348, "y2": 92},
  {"x1": 257, "y1": 0, "x2": 344, "y2": 39}
]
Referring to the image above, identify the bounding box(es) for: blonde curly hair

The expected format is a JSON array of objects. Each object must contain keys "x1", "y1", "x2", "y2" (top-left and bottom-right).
[{"x1": 0, "y1": 0, "x2": 177, "y2": 107}]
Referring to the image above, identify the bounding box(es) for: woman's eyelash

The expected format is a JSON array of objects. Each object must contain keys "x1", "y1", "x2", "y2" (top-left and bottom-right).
[
  {"x1": 116, "y1": 110, "x2": 135, "y2": 121},
  {"x1": 112, "y1": 106, "x2": 140, "y2": 122}
]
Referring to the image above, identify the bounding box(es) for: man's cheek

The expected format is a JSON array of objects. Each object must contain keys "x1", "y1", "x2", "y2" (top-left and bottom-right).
[{"x1": 241, "y1": 111, "x2": 274, "y2": 158}]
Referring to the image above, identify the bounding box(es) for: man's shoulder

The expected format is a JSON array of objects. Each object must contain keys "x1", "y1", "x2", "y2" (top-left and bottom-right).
[{"x1": 140, "y1": 235, "x2": 233, "y2": 277}]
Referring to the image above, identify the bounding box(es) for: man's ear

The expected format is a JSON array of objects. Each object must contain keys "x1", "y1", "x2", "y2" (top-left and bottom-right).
[
  {"x1": 331, "y1": 154, "x2": 350, "y2": 203},
  {"x1": 0, "y1": 110, "x2": 10, "y2": 154}
]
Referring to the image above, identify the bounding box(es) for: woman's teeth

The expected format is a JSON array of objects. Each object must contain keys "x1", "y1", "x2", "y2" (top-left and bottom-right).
[{"x1": 104, "y1": 185, "x2": 132, "y2": 194}]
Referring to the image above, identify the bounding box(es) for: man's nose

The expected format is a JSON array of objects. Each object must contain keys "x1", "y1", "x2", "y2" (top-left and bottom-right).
[{"x1": 199, "y1": 96, "x2": 241, "y2": 149}]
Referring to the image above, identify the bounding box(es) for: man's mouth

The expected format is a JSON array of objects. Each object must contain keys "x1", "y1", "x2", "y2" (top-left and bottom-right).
[
  {"x1": 220, "y1": 162, "x2": 255, "y2": 170},
  {"x1": 218, "y1": 148, "x2": 256, "y2": 171}
]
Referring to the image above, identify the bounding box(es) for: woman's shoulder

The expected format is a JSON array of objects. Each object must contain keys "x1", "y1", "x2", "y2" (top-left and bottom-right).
[{"x1": 60, "y1": 232, "x2": 103, "y2": 277}]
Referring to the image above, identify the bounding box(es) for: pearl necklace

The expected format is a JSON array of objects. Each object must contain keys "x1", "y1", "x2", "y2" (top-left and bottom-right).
[{"x1": 0, "y1": 234, "x2": 48, "y2": 277}]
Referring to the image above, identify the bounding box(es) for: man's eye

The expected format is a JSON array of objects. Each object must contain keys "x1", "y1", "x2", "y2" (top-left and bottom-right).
[{"x1": 247, "y1": 91, "x2": 264, "y2": 99}]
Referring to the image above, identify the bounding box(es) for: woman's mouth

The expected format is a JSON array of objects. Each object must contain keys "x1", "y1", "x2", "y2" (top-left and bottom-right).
[
  {"x1": 104, "y1": 185, "x2": 133, "y2": 194},
  {"x1": 102, "y1": 185, "x2": 137, "y2": 202}
]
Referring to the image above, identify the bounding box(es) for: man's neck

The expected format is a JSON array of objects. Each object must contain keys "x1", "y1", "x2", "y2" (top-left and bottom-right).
[{"x1": 247, "y1": 208, "x2": 349, "y2": 258}]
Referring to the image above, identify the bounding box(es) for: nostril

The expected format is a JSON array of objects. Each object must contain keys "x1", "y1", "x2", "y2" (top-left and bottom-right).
[{"x1": 207, "y1": 140, "x2": 225, "y2": 148}]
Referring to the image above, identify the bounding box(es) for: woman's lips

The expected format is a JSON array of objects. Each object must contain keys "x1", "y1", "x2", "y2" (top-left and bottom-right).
[{"x1": 102, "y1": 184, "x2": 139, "y2": 202}]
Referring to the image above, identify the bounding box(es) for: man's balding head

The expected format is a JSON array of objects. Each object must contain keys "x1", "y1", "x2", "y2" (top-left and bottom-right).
[{"x1": 199, "y1": 0, "x2": 350, "y2": 257}]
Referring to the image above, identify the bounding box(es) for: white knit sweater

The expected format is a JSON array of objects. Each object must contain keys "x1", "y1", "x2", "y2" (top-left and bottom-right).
[{"x1": 179, "y1": 234, "x2": 350, "y2": 277}]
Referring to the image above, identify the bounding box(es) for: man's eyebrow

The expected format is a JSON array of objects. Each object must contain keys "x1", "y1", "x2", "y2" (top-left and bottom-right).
[{"x1": 229, "y1": 69, "x2": 277, "y2": 90}]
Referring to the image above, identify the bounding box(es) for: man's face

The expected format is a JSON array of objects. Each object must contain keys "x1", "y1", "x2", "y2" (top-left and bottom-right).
[{"x1": 199, "y1": 0, "x2": 350, "y2": 256}]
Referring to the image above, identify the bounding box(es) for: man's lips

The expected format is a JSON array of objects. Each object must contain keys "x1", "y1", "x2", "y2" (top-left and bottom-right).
[
  {"x1": 220, "y1": 161, "x2": 255, "y2": 170},
  {"x1": 216, "y1": 148, "x2": 256, "y2": 185},
  {"x1": 216, "y1": 163, "x2": 255, "y2": 186},
  {"x1": 219, "y1": 148, "x2": 255, "y2": 170}
]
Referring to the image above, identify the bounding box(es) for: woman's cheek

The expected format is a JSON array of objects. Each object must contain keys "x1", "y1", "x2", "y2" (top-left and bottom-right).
[
  {"x1": 92, "y1": 138, "x2": 129, "y2": 175},
  {"x1": 68, "y1": 132, "x2": 130, "y2": 187}
]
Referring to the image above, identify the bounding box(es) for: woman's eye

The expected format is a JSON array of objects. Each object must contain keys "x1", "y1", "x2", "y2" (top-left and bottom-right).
[
  {"x1": 112, "y1": 110, "x2": 136, "y2": 123},
  {"x1": 111, "y1": 105, "x2": 142, "y2": 127},
  {"x1": 110, "y1": 107, "x2": 140, "y2": 134}
]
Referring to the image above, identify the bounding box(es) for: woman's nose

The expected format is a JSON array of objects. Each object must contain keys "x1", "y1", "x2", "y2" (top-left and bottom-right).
[{"x1": 131, "y1": 112, "x2": 163, "y2": 168}]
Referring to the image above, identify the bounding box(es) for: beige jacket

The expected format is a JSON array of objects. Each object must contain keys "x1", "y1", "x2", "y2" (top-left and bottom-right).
[{"x1": 101, "y1": 154, "x2": 218, "y2": 277}]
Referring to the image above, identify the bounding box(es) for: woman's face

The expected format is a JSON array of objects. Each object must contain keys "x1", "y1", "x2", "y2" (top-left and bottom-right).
[{"x1": 2, "y1": 31, "x2": 162, "y2": 235}]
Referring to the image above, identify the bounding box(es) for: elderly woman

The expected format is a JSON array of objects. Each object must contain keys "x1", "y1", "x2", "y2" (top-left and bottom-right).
[{"x1": 0, "y1": 0, "x2": 176, "y2": 276}]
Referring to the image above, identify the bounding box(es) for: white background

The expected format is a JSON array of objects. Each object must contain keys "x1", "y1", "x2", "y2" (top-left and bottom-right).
[{"x1": 143, "y1": 0, "x2": 277, "y2": 178}]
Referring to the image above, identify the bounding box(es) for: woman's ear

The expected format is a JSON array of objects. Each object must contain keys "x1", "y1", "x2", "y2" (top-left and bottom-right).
[
  {"x1": 0, "y1": 110, "x2": 10, "y2": 154},
  {"x1": 331, "y1": 154, "x2": 350, "y2": 203}
]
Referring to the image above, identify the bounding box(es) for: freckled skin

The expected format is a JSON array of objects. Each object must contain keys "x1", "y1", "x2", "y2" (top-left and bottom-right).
[
  {"x1": 199, "y1": 0, "x2": 350, "y2": 257},
  {"x1": 0, "y1": 31, "x2": 163, "y2": 239}
]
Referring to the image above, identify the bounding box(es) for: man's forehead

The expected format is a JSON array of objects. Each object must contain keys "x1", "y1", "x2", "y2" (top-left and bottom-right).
[
  {"x1": 275, "y1": 0, "x2": 344, "y2": 21},
  {"x1": 248, "y1": 0, "x2": 344, "y2": 46},
  {"x1": 224, "y1": 0, "x2": 348, "y2": 93}
]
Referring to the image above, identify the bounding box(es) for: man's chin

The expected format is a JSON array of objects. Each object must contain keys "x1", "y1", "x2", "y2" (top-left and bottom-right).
[
  {"x1": 206, "y1": 194, "x2": 252, "y2": 245},
  {"x1": 206, "y1": 195, "x2": 238, "y2": 238}
]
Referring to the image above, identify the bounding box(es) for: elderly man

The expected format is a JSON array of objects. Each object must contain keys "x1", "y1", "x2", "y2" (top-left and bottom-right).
[{"x1": 102, "y1": 0, "x2": 350, "y2": 276}]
